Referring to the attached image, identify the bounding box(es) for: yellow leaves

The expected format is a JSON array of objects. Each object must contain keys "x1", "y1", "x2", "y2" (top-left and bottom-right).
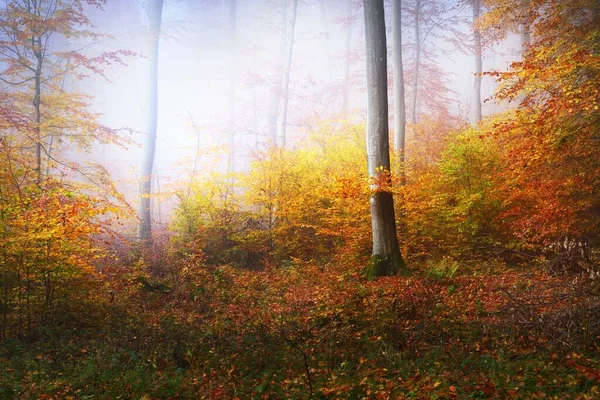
[{"x1": 172, "y1": 123, "x2": 373, "y2": 266}]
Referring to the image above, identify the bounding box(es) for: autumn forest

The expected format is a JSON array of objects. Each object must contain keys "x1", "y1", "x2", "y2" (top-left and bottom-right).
[{"x1": 0, "y1": 0, "x2": 599, "y2": 398}]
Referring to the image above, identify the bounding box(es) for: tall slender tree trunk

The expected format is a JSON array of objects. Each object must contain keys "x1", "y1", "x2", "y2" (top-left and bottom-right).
[
  {"x1": 268, "y1": 0, "x2": 288, "y2": 147},
  {"x1": 517, "y1": 0, "x2": 531, "y2": 108},
  {"x1": 33, "y1": 34, "x2": 43, "y2": 185},
  {"x1": 391, "y1": 0, "x2": 406, "y2": 167},
  {"x1": 280, "y1": 0, "x2": 298, "y2": 147},
  {"x1": 139, "y1": 0, "x2": 164, "y2": 243},
  {"x1": 411, "y1": 0, "x2": 421, "y2": 125},
  {"x1": 341, "y1": 0, "x2": 353, "y2": 112},
  {"x1": 154, "y1": 167, "x2": 162, "y2": 225},
  {"x1": 268, "y1": 92, "x2": 281, "y2": 147},
  {"x1": 472, "y1": 0, "x2": 482, "y2": 123},
  {"x1": 227, "y1": 0, "x2": 237, "y2": 184},
  {"x1": 319, "y1": 0, "x2": 332, "y2": 82},
  {"x1": 520, "y1": 0, "x2": 531, "y2": 54},
  {"x1": 364, "y1": 0, "x2": 409, "y2": 279}
]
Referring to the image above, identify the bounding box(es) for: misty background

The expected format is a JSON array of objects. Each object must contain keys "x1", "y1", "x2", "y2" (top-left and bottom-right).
[{"x1": 71, "y1": 0, "x2": 522, "y2": 227}]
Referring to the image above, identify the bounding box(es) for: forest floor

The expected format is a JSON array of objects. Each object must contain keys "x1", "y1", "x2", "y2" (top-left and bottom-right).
[{"x1": 1, "y1": 261, "x2": 599, "y2": 399}]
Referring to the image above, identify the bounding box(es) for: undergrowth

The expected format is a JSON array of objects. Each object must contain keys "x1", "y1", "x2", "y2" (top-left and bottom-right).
[{"x1": 1, "y1": 261, "x2": 599, "y2": 399}]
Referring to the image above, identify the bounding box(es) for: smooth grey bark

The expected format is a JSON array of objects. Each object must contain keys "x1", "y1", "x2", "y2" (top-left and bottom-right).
[
  {"x1": 411, "y1": 0, "x2": 421, "y2": 125},
  {"x1": 341, "y1": 0, "x2": 353, "y2": 112},
  {"x1": 472, "y1": 0, "x2": 482, "y2": 123},
  {"x1": 227, "y1": 0, "x2": 237, "y2": 182},
  {"x1": 139, "y1": 0, "x2": 164, "y2": 243},
  {"x1": 391, "y1": 0, "x2": 406, "y2": 163},
  {"x1": 364, "y1": 0, "x2": 409, "y2": 279},
  {"x1": 280, "y1": 0, "x2": 298, "y2": 147}
]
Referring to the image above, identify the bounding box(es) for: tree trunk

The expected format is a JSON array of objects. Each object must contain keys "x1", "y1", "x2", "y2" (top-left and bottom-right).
[
  {"x1": 520, "y1": 0, "x2": 531, "y2": 54},
  {"x1": 319, "y1": 0, "x2": 332, "y2": 82},
  {"x1": 341, "y1": 0, "x2": 353, "y2": 112},
  {"x1": 411, "y1": 0, "x2": 421, "y2": 125},
  {"x1": 473, "y1": 0, "x2": 482, "y2": 123},
  {"x1": 139, "y1": 0, "x2": 164, "y2": 243},
  {"x1": 267, "y1": 95, "x2": 280, "y2": 147},
  {"x1": 33, "y1": 34, "x2": 43, "y2": 185},
  {"x1": 364, "y1": 0, "x2": 409, "y2": 279},
  {"x1": 227, "y1": 0, "x2": 237, "y2": 185},
  {"x1": 280, "y1": 0, "x2": 298, "y2": 147},
  {"x1": 268, "y1": 0, "x2": 288, "y2": 147},
  {"x1": 391, "y1": 0, "x2": 406, "y2": 168}
]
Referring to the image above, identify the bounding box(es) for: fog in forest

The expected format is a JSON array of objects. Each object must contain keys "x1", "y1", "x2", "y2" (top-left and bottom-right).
[
  {"x1": 67, "y1": 0, "x2": 522, "y2": 227},
  {"x1": 2, "y1": 0, "x2": 599, "y2": 395}
]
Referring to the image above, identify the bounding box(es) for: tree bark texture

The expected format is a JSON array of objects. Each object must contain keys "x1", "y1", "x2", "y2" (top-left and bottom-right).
[
  {"x1": 391, "y1": 0, "x2": 406, "y2": 162},
  {"x1": 364, "y1": 0, "x2": 409, "y2": 279}
]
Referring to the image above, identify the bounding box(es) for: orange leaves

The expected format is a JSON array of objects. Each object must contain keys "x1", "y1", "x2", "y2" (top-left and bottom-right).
[
  {"x1": 471, "y1": 0, "x2": 600, "y2": 249},
  {"x1": 333, "y1": 177, "x2": 363, "y2": 200},
  {"x1": 0, "y1": 144, "x2": 128, "y2": 336},
  {"x1": 0, "y1": 0, "x2": 131, "y2": 336},
  {"x1": 369, "y1": 166, "x2": 393, "y2": 195}
]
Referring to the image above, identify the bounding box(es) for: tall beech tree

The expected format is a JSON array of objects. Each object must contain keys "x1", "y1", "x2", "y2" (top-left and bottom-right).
[
  {"x1": 391, "y1": 0, "x2": 407, "y2": 165},
  {"x1": 472, "y1": 0, "x2": 482, "y2": 123},
  {"x1": 266, "y1": 0, "x2": 298, "y2": 147},
  {"x1": 227, "y1": 0, "x2": 237, "y2": 183},
  {"x1": 364, "y1": 0, "x2": 409, "y2": 279},
  {"x1": 280, "y1": 0, "x2": 298, "y2": 147},
  {"x1": 411, "y1": 0, "x2": 421, "y2": 125},
  {"x1": 140, "y1": 0, "x2": 165, "y2": 243},
  {"x1": 456, "y1": 0, "x2": 491, "y2": 122},
  {"x1": 268, "y1": 1, "x2": 286, "y2": 147}
]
